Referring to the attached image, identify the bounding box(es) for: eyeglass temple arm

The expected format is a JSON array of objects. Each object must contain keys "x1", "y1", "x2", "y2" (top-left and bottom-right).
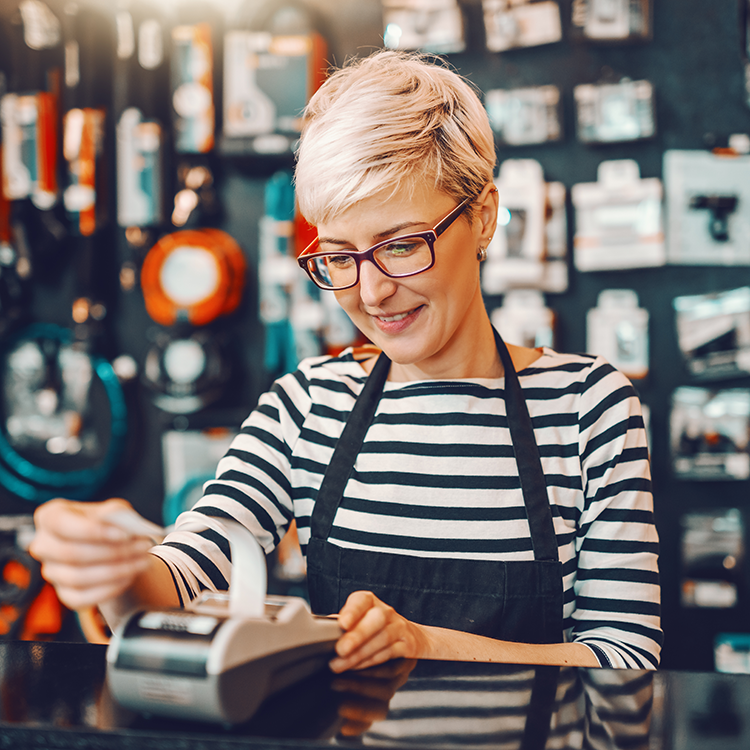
[{"x1": 433, "y1": 196, "x2": 472, "y2": 238}]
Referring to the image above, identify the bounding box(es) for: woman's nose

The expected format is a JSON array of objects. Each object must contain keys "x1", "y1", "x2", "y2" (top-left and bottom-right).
[{"x1": 358, "y1": 260, "x2": 397, "y2": 305}]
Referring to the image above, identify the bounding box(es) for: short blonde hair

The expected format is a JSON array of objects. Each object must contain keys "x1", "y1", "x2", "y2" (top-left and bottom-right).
[{"x1": 294, "y1": 50, "x2": 496, "y2": 226}]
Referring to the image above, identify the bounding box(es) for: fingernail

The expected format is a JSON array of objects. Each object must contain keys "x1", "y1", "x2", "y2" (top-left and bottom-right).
[{"x1": 329, "y1": 658, "x2": 345, "y2": 673}]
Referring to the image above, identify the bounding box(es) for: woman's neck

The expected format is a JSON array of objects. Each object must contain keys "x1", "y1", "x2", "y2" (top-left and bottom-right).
[{"x1": 387, "y1": 315, "x2": 502, "y2": 382}]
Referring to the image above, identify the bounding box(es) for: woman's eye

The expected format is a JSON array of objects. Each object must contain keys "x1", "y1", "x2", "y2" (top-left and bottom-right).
[
  {"x1": 328, "y1": 255, "x2": 355, "y2": 268},
  {"x1": 383, "y1": 241, "x2": 420, "y2": 256}
]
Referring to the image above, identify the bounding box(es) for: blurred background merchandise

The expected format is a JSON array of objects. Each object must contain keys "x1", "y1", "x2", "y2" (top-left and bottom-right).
[{"x1": 0, "y1": 0, "x2": 749, "y2": 672}]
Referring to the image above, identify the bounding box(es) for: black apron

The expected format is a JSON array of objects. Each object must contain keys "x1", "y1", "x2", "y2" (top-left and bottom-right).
[{"x1": 306, "y1": 329, "x2": 563, "y2": 644}]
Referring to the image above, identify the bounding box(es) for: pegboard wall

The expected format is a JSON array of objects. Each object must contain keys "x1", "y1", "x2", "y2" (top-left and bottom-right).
[{"x1": 0, "y1": 0, "x2": 749, "y2": 669}]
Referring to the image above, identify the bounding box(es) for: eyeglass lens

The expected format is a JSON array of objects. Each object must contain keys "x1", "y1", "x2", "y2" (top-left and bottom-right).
[{"x1": 306, "y1": 236, "x2": 433, "y2": 289}]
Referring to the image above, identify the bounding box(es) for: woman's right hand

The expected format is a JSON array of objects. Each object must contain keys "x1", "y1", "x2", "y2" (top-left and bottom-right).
[{"x1": 28, "y1": 498, "x2": 155, "y2": 611}]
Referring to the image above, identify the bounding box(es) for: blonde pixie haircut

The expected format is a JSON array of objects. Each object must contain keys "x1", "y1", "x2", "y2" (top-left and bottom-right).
[{"x1": 294, "y1": 50, "x2": 496, "y2": 226}]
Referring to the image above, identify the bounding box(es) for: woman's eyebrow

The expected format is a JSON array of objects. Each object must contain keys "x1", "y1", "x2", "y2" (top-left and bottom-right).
[{"x1": 318, "y1": 220, "x2": 430, "y2": 246}]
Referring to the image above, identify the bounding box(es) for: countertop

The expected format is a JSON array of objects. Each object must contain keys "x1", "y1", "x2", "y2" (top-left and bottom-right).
[{"x1": 2, "y1": 639, "x2": 750, "y2": 749}]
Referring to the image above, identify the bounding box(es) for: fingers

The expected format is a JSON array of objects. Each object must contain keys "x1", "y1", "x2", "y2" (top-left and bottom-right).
[
  {"x1": 32, "y1": 498, "x2": 135, "y2": 546},
  {"x1": 333, "y1": 617, "x2": 403, "y2": 672},
  {"x1": 331, "y1": 592, "x2": 424, "y2": 673},
  {"x1": 31, "y1": 532, "x2": 153, "y2": 567},
  {"x1": 334, "y1": 600, "x2": 392, "y2": 666},
  {"x1": 29, "y1": 498, "x2": 155, "y2": 611},
  {"x1": 335, "y1": 645, "x2": 402, "y2": 673},
  {"x1": 336, "y1": 590, "x2": 378, "y2": 631}
]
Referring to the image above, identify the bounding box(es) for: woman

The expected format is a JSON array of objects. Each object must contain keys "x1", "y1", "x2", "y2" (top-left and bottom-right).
[{"x1": 30, "y1": 51, "x2": 661, "y2": 671}]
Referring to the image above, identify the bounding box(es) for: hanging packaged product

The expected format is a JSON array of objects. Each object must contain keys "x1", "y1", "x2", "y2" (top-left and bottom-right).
[
  {"x1": 0, "y1": 323, "x2": 128, "y2": 503},
  {"x1": 168, "y1": 18, "x2": 219, "y2": 229},
  {"x1": 0, "y1": 92, "x2": 58, "y2": 209},
  {"x1": 574, "y1": 79, "x2": 655, "y2": 144},
  {"x1": 570, "y1": 0, "x2": 651, "y2": 42},
  {"x1": 62, "y1": 108, "x2": 106, "y2": 236},
  {"x1": 0, "y1": 2, "x2": 71, "y2": 284},
  {"x1": 673, "y1": 287, "x2": 750, "y2": 381},
  {"x1": 482, "y1": 0, "x2": 562, "y2": 53},
  {"x1": 490, "y1": 290, "x2": 555, "y2": 349},
  {"x1": 62, "y1": 108, "x2": 103, "y2": 234},
  {"x1": 289, "y1": 270, "x2": 325, "y2": 363},
  {"x1": 140, "y1": 229, "x2": 246, "y2": 327},
  {"x1": 114, "y1": 3, "x2": 169, "y2": 229},
  {"x1": 670, "y1": 387, "x2": 750, "y2": 481},
  {"x1": 61, "y1": 1, "x2": 114, "y2": 237},
  {"x1": 18, "y1": 0, "x2": 61, "y2": 51},
  {"x1": 143, "y1": 328, "x2": 232, "y2": 415},
  {"x1": 116, "y1": 109, "x2": 163, "y2": 228},
  {"x1": 1, "y1": 0, "x2": 62, "y2": 210},
  {"x1": 572, "y1": 159, "x2": 665, "y2": 271},
  {"x1": 483, "y1": 159, "x2": 568, "y2": 294},
  {"x1": 484, "y1": 159, "x2": 545, "y2": 292},
  {"x1": 664, "y1": 149, "x2": 750, "y2": 265},
  {"x1": 586, "y1": 289, "x2": 649, "y2": 380},
  {"x1": 485, "y1": 85, "x2": 563, "y2": 147},
  {"x1": 542, "y1": 181, "x2": 569, "y2": 293},
  {"x1": 171, "y1": 22, "x2": 215, "y2": 154},
  {"x1": 681, "y1": 509, "x2": 744, "y2": 610},
  {"x1": 382, "y1": 0, "x2": 466, "y2": 53},
  {"x1": 137, "y1": 14, "x2": 165, "y2": 72},
  {"x1": 716, "y1": 633, "x2": 750, "y2": 673},
  {"x1": 0, "y1": 151, "x2": 30, "y2": 339},
  {"x1": 221, "y1": 29, "x2": 327, "y2": 156},
  {"x1": 259, "y1": 171, "x2": 300, "y2": 377}
]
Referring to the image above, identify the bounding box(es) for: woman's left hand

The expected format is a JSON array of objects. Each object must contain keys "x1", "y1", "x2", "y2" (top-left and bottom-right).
[{"x1": 330, "y1": 591, "x2": 430, "y2": 672}]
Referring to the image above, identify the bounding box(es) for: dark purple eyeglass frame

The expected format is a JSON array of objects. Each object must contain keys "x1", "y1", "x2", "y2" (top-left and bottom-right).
[{"x1": 297, "y1": 195, "x2": 473, "y2": 290}]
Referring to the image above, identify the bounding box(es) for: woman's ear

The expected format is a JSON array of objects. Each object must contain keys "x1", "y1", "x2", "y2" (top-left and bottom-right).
[{"x1": 476, "y1": 183, "x2": 499, "y2": 248}]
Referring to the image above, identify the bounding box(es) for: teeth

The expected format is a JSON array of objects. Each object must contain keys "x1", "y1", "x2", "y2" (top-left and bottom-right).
[{"x1": 379, "y1": 310, "x2": 412, "y2": 323}]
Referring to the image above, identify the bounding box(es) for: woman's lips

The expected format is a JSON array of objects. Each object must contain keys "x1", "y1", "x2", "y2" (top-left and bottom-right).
[{"x1": 372, "y1": 306, "x2": 423, "y2": 333}]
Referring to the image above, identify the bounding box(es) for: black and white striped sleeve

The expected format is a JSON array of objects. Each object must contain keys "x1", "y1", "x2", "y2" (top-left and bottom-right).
[{"x1": 570, "y1": 357, "x2": 662, "y2": 668}]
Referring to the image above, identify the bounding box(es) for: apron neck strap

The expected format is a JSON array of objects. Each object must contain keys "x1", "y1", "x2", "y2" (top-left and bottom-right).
[
  {"x1": 310, "y1": 351, "x2": 390, "y2": 541},
  {"x1": 493, "y1": 329, "x2": 557, "y2": 561}
]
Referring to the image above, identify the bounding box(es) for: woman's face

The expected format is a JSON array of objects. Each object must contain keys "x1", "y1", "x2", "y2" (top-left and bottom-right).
[{"x1": 318, "y1": 183, "x2": 498, "y2": 380}]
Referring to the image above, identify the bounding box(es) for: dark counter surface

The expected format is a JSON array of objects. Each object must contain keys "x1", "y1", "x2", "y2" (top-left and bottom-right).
[{"x1": 1, "y1": 639, "x2": 750, "y2": 749}]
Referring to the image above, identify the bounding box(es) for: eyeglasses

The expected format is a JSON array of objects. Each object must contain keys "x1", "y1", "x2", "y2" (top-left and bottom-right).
[{"x1": 297, "y1": 196, "x2": 472, "y2": 291}]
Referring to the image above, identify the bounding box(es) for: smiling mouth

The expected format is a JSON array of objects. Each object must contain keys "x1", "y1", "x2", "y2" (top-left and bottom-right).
[{"x1": 377, "y1": 308, "x2": 419, "y2": 323}]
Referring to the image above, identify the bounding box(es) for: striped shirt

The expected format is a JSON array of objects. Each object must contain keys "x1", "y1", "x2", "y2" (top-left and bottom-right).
[
  {"x1": 153, "y1": 346, "x2": 662, "y2": 669},
  {"x1": 356, "y1": 661, "x2": 659, "y2": 750},
  {"x1": 352, "y1": 663, "x2": 654, "y2": 748}
]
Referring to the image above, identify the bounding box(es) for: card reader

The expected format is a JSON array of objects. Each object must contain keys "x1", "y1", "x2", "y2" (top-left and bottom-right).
[
  {"x1": 105, "y1": 517, "x2": 342, "y2": 725},
  {"x1": 107, "y1": 593, "x2": 341, "y2": 725}
]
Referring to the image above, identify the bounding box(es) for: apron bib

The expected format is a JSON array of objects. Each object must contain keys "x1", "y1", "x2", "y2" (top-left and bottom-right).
[{"x1": 306, "y1": 330, "x2": 563, "y2": 644}]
